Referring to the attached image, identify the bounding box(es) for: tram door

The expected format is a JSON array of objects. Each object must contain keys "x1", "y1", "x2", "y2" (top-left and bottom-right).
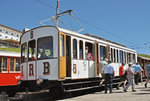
[
  {"x1": 59, "y1": 32, "x2": 66, "y2": 79},
  {"x1": 95, "y1": 42, "x2": 99, "y2": 76},
  {"x1": 28, "y1": 40, "x2": 37, "y2": 80},
  {"x1": 107, "y1": 44, "x2": 111, "y2": 61}
]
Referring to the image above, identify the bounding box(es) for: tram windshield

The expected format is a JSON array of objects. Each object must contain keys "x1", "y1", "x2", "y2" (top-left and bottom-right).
[{"x1": 37, "y1": 36, "x2": 53, "y2": 60}]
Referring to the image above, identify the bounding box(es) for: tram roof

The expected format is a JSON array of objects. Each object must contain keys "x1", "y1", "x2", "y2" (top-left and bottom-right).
[
  {"x1": 21, "y1": 26, "x2": 136, "y2": 53},
  {"x1": 84, "y1": 33, "x2": 126, "y2": 47},
  {"x1": 58, "y1": 27, "x2": 136, "y2": 52},
  {"x1": 58, "y1": 27, "x2": 126, "y2": 47},
  {"x1": 138, "y1": 56, "x2": 150, "y2": 61}
]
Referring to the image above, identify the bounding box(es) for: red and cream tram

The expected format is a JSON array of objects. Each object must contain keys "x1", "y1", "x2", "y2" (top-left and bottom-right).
[
  {"x1": 0, "y1": 50, "x2": 20, "y2": 96},
  {"x1": 19, "y1": 26, "x2": 137, "y2": 96}
]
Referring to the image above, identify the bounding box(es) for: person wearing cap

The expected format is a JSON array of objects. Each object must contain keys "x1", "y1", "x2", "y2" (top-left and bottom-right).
[
  {"x1": 124, "y1": 63, "x2": 136, "y2": 92},
  {"x1": 102, "y1": 60, "x2": 115, "y2": 94}
]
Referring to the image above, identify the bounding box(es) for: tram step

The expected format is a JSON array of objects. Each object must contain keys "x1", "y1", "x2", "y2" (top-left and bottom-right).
[
  {"x1": 65, "y1": 85, "x2": 100, "y2": 92},
  {"x1": 63, "y1": 80, "x2": 99, "y2": 86}
]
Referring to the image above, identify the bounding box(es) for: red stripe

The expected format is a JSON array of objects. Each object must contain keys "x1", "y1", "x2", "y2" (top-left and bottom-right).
[{"x1": 57, "y1": 0, "x2": 59, "y2": 9}]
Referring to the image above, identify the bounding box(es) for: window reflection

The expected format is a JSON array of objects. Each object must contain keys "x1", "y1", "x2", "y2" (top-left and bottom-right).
[
  {"x1": 100, "y1": 46, "x2": 107, "y2": 61},
  {"x1": 10, "y1": 58, "x2": 14, "y2": 71},
  {"x1": 3, "y1": 57, "x2": 7, "y2": 71},
  {"x1": 37, "y1": 36, "x2": 53, "y2": 60},
  {"x1": 21, "y1": 43, "x2": 27, "y2": 63},
  {"x1": 28, "y1": 40, "x2": 36, "y2": 61}
]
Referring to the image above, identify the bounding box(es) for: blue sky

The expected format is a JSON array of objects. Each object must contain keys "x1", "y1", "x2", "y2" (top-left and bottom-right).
[{"x1": 0, "y1": 0, "x2": 150, "y2": 55}]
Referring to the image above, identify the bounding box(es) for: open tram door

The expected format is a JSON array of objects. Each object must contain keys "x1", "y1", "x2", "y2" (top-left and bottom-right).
[
  {"x1": 59, "y1": 32, "x2": 66, "y2": 79},
  {"x1": 106, "y1": 44, "x2": 111, "y2": 61}
]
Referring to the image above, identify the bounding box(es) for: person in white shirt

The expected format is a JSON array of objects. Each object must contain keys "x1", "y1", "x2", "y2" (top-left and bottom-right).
[{"x1": 103, "y1": 61, "x2": 115, "y2": 94}]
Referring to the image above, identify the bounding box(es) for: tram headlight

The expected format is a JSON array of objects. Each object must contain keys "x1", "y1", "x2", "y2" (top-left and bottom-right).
[{"x1": 36, "y1": 79, "x2": 43, "y2": 85}]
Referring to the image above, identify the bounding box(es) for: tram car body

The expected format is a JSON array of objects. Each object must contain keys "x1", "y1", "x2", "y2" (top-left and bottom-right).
[
  {"x1": 0, "y1": 50, "x2": 20, "y2": 96},
  {"x1": 20, "y1": 26, "x2": 137, "y2": 93}
]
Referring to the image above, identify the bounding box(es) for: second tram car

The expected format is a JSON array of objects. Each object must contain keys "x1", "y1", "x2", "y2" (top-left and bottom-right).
[
  {"x1": 20, "y1": 26, "x2": 137, "y2": 95},
  {"x1": 0, "y1": 50, "x2": 20, "y2": 96}
]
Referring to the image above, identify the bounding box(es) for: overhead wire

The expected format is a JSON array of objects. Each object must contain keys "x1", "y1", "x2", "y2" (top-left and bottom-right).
[
  {"x1": 35, "y1": 0, "x2": 56, "y2": 10},
  {"x1": 34, "y1": 0, "x2": 149, "y2": 50}
]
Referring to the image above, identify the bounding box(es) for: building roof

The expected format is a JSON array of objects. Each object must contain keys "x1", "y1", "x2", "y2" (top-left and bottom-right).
[{"x1": 0, "y1": 24, "x2": 22, "y2": 34}]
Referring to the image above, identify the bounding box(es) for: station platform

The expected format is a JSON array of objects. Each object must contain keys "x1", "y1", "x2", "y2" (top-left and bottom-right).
[{"x1": 59, "y1": 82, "x2": 150, "y2": 101}]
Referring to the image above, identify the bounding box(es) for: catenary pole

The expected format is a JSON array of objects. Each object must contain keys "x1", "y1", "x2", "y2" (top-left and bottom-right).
[{"x1": 56, "y1": 0, "x2": 59, "y2": 27}]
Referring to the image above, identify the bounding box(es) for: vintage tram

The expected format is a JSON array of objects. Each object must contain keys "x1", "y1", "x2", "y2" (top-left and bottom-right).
[
  {"x1": 0, "y1": 50, "x2": 20, "y2": 96},
  {"x1": 19, "y1": 26, "x2": 137, "y2": 95}
]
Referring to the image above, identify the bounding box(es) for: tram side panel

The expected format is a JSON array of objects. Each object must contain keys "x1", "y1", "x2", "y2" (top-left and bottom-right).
[
  {"x1": 77, "y1": 60, "x2": 88, "y2": 79},
  {"x1": 71, "y1": 36, "x2": 96, "y2": 79}
]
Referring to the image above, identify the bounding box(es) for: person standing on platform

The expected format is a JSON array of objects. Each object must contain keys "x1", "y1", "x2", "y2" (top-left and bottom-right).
[
  {"x1": 144, "y1": 64, "x2": 150, "y2": 88},
  {"x1": 103, "y1": 61, "x2": 115, "y2": 94},
  {"x1": 132, "y1": 62, "x2": 143, "y2": 85},
  {"x1": 117, "y1": 63, "x2": 127, "y2": 89},
  {"x1": 124, "y1": 63, "x2": 136, "y2": 92}
]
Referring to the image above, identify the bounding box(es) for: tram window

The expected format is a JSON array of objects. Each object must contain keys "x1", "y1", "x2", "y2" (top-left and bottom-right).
[
  {"x1": 3, "y1": 57, "x2": 7, "y2": 71},
  {"x1": 114, "y1": 49, "x2": 116, "y2": 63},
  {"x1": 10, "y1": 58, "x2": 14, "y2": 71},
  {"x1": 116, "y1": 50, "x2": 119, "y2": 63},
  {"x1": 132, "y1": 54, "x2": 136, "y2": 64},
  {"x1": 127, "y1": 53, "x2": 129, "y2": 63},
  {"x1": 21, "y1": 42, "x2": 27, "y2": 63},
  {"x1": 85, "y1": 42, "x2": 93, "y2": 61},
  {"x1": 111, "y1": 48, "x2": 113, "y2": 62},
  {"x1": 79, "y1": 40, "x2": 83, "y2": 60},
  {"x1": 15, "y1": 58, "x2": 20, "y2": 71},
  {"x1": 60, "y1": 35, "x2": 64, "y2": 57},
  {"x1": 28, "y1": 40, "x2": 36, "y2": 61},
  {"x1": 124, "y1": 52, "x2": 126, "y2": 63},
  {"x1": 0, "y1": 58, "x2": 1, "y2": 72},
  {"x1": 120, "y1": 50, "x2": 123, "y2": 63},
  {"x1": 37, "y1": 36, "x2": 53, "y2": 60},
  {"x1": 73, "y1": 39, "x2": 77, "y2": 59},
  {"x1": 100, "y1": 46, "x2": 107, "y2": 61},
  {"x1": 128, "y1": 53, "x2": 132, "y2": 62}
]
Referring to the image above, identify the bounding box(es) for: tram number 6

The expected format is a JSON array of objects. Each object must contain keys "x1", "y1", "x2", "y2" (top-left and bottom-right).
[
  {"x1": 43, "y1": 62, "x2": 50, "y2": 75},
  {"x1": 73, "y1": 64, "x2": 77, "y2": 74}
]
